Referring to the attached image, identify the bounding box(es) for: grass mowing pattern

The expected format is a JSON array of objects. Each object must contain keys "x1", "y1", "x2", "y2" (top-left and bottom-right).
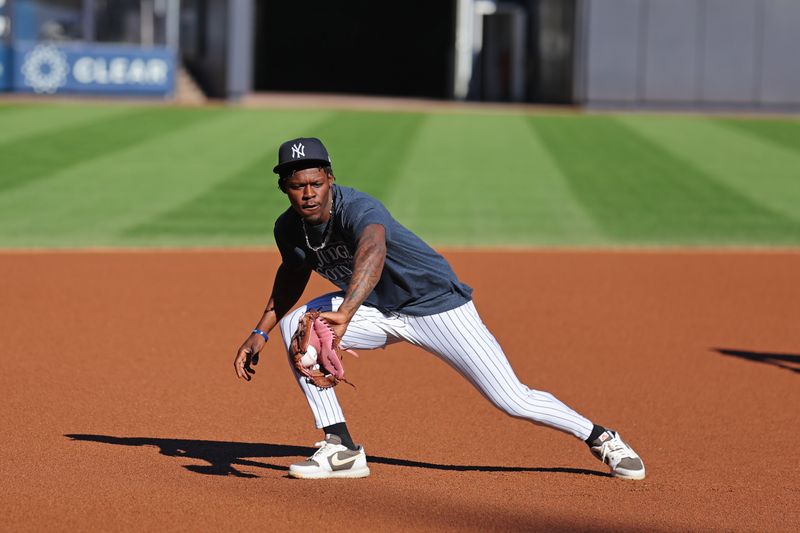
[
  {"x1": 0, "y1": 102, "x2": 798, "y2": 248},
  {"x1": 123, "y1": 151, "x2": 282, "y2": 241},
  {"x1": 0, "y1": 104, "x2": 134, "y2": 144},
  {"x1": 617, "y1": 115, "x2": 800, "y2": 226},
  {"x1": 0, "y1": 107, "x2": 318, "y2": 248},
  {"x1": 310, "y1": 111, "x2": 427, "y2": 200},
  {"x1": 719, "y1": 118, "x2": 800, "y2": 154},
  {"x1": 124, "y1": 111, "x2": 426, "y2": 242},
  {"x1": 0, "y1": 107, "x2": 219, "y2": 194},
  {"x1": 386, "y1": 113, "x2": 608, "y2": 246},
  {"x1": 530, "y1": 115, "x2": 800, "y2": 245}
]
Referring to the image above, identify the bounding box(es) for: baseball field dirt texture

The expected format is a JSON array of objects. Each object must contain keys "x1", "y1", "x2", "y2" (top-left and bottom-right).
[{"x1": 1, "y1": 101, "x2": 799, "y2": 532}]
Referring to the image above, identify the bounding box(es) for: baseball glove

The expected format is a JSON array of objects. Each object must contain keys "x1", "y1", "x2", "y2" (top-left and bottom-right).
[{"x1": 290, "y1": 309, "x2": 357, "y2": 389}]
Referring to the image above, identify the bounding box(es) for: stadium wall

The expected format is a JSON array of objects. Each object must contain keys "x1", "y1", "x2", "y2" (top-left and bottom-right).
[{"x1": 575, "y1": 0, "x2": 800, "y2": 109}]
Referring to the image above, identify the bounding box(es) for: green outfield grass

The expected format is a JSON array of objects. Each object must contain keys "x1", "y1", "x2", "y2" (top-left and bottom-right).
[{"x1": 0, "y1": 101, "x2": 799, "y2": 248}]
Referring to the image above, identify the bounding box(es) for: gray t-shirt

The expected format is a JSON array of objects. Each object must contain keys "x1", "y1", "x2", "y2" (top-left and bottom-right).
[{"x1": 274, "y1": 184, "x2": 472, "y2": 316}]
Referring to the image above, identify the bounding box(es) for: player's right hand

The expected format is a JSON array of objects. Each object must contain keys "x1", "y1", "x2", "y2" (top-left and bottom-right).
[{"x1": 234, "y1": 334, "x2": 265, "y2": 381}]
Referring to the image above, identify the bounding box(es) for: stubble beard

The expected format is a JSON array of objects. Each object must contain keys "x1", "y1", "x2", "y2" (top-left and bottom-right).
[{"x1": 297, "y1": 193, "x2": 332, "y2": 226}]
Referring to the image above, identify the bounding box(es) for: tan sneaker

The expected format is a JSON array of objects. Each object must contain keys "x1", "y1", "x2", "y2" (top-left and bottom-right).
[
  {"x1": 590, "y1": 430, "x2": 646, "y2": 480},
  {"x1": 289, "y1": 434, "x2": 370, "y2": 479}
]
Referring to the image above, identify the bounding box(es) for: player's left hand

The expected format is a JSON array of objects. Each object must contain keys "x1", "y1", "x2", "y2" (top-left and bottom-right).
[{"x1": 319, "y1": 310, "x2": 351, "y2": 341}]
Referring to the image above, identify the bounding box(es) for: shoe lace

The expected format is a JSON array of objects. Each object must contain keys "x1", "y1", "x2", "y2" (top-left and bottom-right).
[
  {"x1": 598, "y1": 436, "x2": 630, "y2": 464},
  {"x1": 309, "y1": 439, "x2": 336, "y2": 460}
]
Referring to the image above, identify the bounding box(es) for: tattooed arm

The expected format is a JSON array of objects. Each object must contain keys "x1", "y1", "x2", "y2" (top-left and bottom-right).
[{"x1": 320, "y1": 223, "x2": 387, "y2": 339}]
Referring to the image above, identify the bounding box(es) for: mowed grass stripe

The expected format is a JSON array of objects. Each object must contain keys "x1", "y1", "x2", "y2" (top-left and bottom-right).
[
  {"x1": 0, "y1": 109, "x2": 329, "y2": 247},
  {"x1": 719, "y1": 117, "x2": 800, "y2": 154},
  {"x1": 124, "y1": 110, "x2": 425, "y2": 244},
  {"x1": 619, "y1": 115, "x2": 800, "y2": 224},
  {"x1": 121, "y1": 151, "x2": 280, "y2": 243},
  {"x1": 1, "y1": 104, "x2": 797, "y2": 248},
  {"x1": 531, "y1": 116, "x2": 800, "y2": 245},
  {"x1": 0, "y1": 106, "x2": 219, "y2": 194},
  {"x1": 310, "y1": 110, "x2": 428, "y2": 200},
  {"x1": 387, "y1": 113, "x2": 606, "y2": 245},
  {"x1": 0, "y1": 103, "x2": 134, "y2": 145}
]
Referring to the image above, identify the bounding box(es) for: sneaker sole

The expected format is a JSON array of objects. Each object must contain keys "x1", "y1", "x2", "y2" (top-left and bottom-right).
[
  {"x1": 288, "y1": 466, "x2": 371, "y2": 480},
  {"x1": 612, "y1": 469, "x2": 646, "y2": 480}
]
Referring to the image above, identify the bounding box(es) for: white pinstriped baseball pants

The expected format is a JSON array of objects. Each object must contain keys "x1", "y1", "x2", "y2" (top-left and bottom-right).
[{"x1": 279, "y1": 292, "x2": 594, "y2": 440}]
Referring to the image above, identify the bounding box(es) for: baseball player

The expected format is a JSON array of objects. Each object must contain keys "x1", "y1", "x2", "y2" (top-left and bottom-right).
[{"x1": 234, "y1": 137, "x2": 646, "y2": 480}]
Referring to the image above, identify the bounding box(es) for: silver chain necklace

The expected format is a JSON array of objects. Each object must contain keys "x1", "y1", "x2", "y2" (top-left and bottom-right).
[{"x1": 301, "y1": 198, "x2": 334, "y2": 251}]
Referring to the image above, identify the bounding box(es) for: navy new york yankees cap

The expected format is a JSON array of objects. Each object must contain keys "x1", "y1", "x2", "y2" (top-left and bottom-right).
[{"x1": 273, "y1": 137, "x2": 332, "y2": 175}]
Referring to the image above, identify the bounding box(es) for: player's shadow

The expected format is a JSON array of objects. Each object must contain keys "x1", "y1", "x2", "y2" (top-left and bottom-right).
[
  {"x1": 713, "y1": 348, "x2": 800, "y2": 374},
  {"x1": 64, "y1": 434, "x2": 608, "y2": 478}
]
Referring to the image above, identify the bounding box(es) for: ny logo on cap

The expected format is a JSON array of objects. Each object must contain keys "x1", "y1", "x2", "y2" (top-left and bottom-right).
[{"x1": 291, "y1": 143, "x2": 305, "y2": 159}]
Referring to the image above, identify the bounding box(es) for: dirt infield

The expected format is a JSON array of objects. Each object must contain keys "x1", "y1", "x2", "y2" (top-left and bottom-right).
[{"x1": 1, "y1": 249, "x2": 798, "y2": 532}]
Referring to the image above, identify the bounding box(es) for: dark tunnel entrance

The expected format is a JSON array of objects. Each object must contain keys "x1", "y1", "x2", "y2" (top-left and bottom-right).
[{"x1": 253, "y1": 0, "x2": 457, "y2": 99}]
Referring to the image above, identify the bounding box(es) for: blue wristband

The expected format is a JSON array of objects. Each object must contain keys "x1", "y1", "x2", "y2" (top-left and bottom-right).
[{"x1": 252, "y1": 329, "x2": 269, "y2": 342}]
